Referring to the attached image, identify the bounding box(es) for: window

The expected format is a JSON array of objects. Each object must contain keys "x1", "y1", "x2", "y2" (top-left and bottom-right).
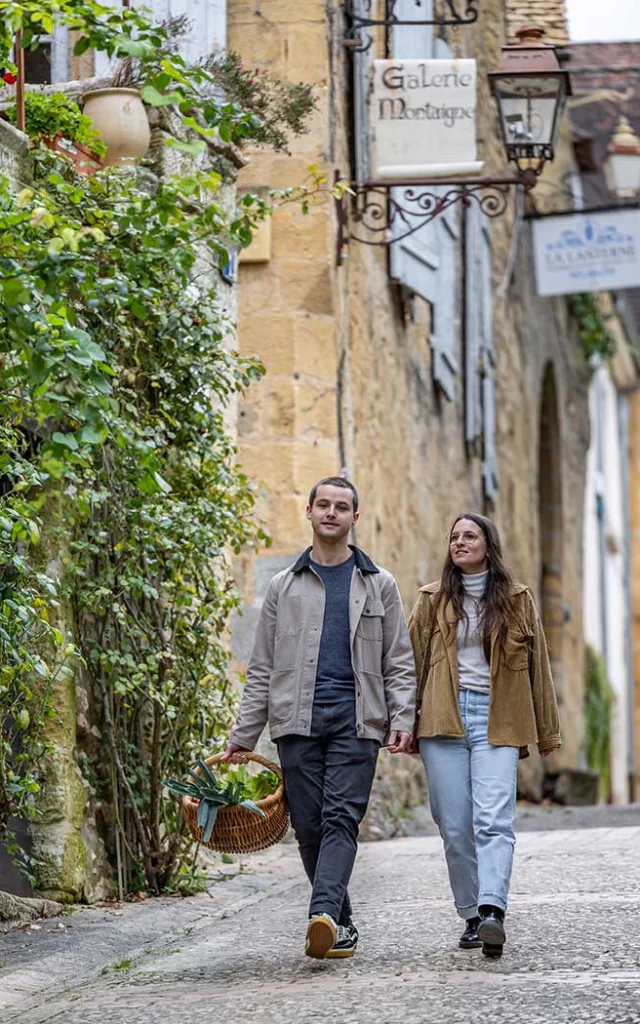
[
  {"x1": 388, "y1": 13, "x2": 460, "y2": 399},
  {"x1": 20, "y1": 28, "x2": 69, "y2": 84}
]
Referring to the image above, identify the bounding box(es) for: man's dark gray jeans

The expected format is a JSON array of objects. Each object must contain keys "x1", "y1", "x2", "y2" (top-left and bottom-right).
[{"x1": 277, "y1": 699, "x2": 379, "y2": 925}]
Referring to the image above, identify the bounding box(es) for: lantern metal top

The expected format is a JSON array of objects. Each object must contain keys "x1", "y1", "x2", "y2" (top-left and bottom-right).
[{"x1": 488, "y1": 26, "x2": 572, "y2": 92}]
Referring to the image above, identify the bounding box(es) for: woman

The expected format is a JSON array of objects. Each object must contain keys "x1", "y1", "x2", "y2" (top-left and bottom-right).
[{"x1": 409, "y1": 513, "x2": 560, "y2": 959}]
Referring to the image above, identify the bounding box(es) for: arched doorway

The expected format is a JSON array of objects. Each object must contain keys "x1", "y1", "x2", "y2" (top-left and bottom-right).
[{"x1": 538, "y1": 364, "x2": 565, "y2": 704}]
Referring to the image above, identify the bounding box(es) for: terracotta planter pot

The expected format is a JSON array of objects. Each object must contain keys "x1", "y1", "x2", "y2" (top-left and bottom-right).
[
  {"x1": 42, "y1": 134, "x2": 104, "y2": 176},
  {"x1": 81, "y1": 88, "x2": 150, "y2": 167}
]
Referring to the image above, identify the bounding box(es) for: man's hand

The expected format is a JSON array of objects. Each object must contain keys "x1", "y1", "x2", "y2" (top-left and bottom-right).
[
  {"x1": 218, "y1": 742, "x2": 251, "y2": 762},
  {"x1": 385, "y1": 731, "x2": 413, "y2": 754},
  {"x1": 538, "y1": 746, "x2": 556, "y2": 758}
]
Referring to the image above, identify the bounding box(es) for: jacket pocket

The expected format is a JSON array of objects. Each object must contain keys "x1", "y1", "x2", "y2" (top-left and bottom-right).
[
  {"x1": 503, "y1": 630, "x2": 531, "y2": 671},
  {"x1": 356, "y1": 599, "x2": 385, "y2": 642},
  {"x1": 360, "y1": 670, "x2": 388, "y2": 731},
  {"x1": 273, "y1": 628, "x2": 302, "y2": 671},
  {"x1": 268, "y1": 669, "x2": 295, "y2": 722}
]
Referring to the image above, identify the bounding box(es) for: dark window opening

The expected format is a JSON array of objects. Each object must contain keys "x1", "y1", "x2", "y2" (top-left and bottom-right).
[{"x1": 24, "y1": 42, "x2": 52, "y2": 85}]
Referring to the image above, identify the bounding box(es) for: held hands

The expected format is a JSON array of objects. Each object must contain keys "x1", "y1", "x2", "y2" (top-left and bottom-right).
[{"x1": 385, "y1": 730, "x2": 413, "y2": 755}]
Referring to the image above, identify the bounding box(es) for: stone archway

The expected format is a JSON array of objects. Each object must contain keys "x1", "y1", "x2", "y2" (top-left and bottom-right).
[{"x1": 538, "y1": 363, "x2": 565, "y2": 704}]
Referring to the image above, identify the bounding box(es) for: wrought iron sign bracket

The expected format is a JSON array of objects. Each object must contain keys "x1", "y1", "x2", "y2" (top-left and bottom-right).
[
  {"x1": 345, "y1": 1, "x2": 480, "y2": 52},
  {"x1": 334, "y1": 167, "x2": 538, "y2": 267}
]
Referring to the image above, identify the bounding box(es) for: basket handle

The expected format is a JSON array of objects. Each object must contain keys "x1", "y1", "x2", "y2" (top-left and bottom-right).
[{"x1": 200, "y1": 750, "x2": 283, "y2": 781}]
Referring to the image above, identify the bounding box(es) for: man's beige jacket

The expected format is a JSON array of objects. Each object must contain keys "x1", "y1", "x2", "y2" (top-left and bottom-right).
[{"x1": 230, "y1": 546, "x2": 417, "y2": 749}]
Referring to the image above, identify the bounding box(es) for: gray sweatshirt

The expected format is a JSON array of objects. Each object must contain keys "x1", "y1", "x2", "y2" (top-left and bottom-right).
[{"x1": 456, "y1": 570, "x2": 491, "y2": 694}]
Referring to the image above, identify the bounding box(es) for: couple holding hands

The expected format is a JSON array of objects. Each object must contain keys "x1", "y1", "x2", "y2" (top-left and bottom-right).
[{"x1": 222, "y1": 476, "x2": 560, "y2": 961}]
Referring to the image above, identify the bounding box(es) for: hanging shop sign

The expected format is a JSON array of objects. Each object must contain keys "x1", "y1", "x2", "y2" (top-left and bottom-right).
[
  {"x1": 370, "y1": 58, "x2": 484, "y2": 181},
  {"x1": 532, "y1": 208, "x2": 640, "y2": 296}
]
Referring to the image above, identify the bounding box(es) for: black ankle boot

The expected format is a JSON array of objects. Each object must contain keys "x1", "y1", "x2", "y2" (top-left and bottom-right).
[
  {"x1": 478, "y1": 904, "x2": 506, "y2": 957},
  {"x1": 459, "y1": 916, "x2": 482, "y2": 949}
]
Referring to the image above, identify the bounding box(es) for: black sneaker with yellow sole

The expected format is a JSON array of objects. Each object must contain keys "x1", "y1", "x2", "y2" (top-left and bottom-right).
[
  {"x1": 305, "y1": 914, "x2": 338, "y2": 959},
  {"x1": 325, "y1": 922, "x2": 359, "y2": 959}
]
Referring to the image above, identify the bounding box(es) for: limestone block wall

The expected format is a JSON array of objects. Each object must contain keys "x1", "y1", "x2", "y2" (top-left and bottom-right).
[{"x1": 506, "y1": 0, "x2": 569, "y2": 45}]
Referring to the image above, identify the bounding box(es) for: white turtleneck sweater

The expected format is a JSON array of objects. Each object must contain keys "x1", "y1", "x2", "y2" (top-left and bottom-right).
[{"x1": 456, "y1": 570, "x2": 491, "y2": 694}]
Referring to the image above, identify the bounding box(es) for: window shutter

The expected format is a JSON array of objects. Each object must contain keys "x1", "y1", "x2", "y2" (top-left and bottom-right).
[
  {"x1": 388, "y1": 0, "x2": 436, "y2": 296},
  {"x1": 430, "y1": 197, "x2": 459, "y2": 400},
  {"x1": 390, "y1": 0, "x2": 434, "y2": 58},
  {"x1": 50, "y1": 28, "x2": 70, "y2": 82},
  {"x1": 479, "y1": 221, "x2": 499, "y2": 500},
  {"x1": 482, "y1": 358, "x2": 499, "y2": 501},
  {"x1": 464, "y1": 205, "x2": 482, "y2": 443},
  {"x1": 352, "y1": 0, "x2": 372, "y2": 183}
]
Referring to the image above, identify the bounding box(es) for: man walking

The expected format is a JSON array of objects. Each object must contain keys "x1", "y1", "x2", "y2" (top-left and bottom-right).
[{"x1": 222, "y1": 477, "x2": 416, "y2": 960}]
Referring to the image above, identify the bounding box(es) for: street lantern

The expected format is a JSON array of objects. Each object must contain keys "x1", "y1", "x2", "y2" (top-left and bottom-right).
[
  {"x1": 604, "y1": 116, "x2": 640, "y2": 199},
  {"x1": 489, "y1": 26, "x2": 572, "y2": 171}
]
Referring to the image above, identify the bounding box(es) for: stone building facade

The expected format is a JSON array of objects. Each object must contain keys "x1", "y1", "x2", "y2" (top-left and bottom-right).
[{"x1": 228, "y1": 0, "x2": 599, "y2": 808}]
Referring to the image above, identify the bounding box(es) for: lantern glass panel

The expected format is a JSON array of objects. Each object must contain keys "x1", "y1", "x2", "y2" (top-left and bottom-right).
[
  {"x1": 494, "y1": 75, "x2": 564, "y2": 149},
  {"x1": 604, "y1": 151, "x2": 640, "y2": 198}
]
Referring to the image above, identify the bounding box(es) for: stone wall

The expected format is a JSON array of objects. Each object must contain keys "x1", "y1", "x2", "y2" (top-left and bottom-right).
[
  {"x1": 228, "y1": 0, "x2": 592, "y2": 818},
  {"x1": 506, "y1": 0, "x2": 569, "y2": 45}
]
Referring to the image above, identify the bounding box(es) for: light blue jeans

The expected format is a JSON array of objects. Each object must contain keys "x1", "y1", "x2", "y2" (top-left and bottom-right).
[{"x1": 420, "y1": 688, "x2": 519, "y2": 919}]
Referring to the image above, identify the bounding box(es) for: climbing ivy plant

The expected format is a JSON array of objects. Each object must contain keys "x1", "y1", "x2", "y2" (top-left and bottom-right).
[
  {"x1": 0, "y1": 0, "x2": 330, "y2": 894},
  {"x1": 0, "y1": 151, "x2": 268, "y2": 892}
]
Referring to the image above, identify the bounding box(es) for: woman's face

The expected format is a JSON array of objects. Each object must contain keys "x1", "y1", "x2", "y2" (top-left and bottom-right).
[{"x1": 449, "y1": 517, "x2": 489, "y2": 575}]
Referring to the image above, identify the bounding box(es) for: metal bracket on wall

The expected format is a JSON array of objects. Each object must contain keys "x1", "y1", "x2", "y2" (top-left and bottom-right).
[
  {"x1": 334, "y1": 169, "x2": 537, "y2": 266},
  {"x1": 344, "y1": 0, "x2": 480, "y2": 52}
]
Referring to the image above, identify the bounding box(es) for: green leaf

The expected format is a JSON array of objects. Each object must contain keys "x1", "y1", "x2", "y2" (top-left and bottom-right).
[
  {"x1": 52, "y1": 432, "x2": 79, "y2": 451},
  {"x1": 239, "y1": 799, "x2": 267, "y2": 819},
  {"x1": 165, "y1": 779, "x2": 200, "y2": 799},
  {"x1": 164, "y1": 138, "x2": 207, "y2": 157},
  {"x1": 2, "y1": 277, "x2": 30, "y2": 305},
  {"x1": 113, "y1": 36, "x2": 152, "y2": 59},
  {"x1": 202, "y1": 803, "x2": 219, "y2": 843},
  {"x1": 140, "y1": 85, "x2": 182, "y2": 108}
]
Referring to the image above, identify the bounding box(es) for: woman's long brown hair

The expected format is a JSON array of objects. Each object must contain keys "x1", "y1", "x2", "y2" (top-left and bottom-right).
[{"x1": 436, "y1": 512, "x2": 519, "y2": 647}]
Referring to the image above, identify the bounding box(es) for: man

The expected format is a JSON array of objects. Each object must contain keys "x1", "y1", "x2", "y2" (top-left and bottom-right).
[{"x1": 222, "y1": 477, "x2": 416, "y2": 960}]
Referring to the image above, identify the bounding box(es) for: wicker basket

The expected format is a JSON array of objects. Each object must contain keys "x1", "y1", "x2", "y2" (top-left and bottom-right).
[{"x1": 182, "y1": 751, "x2": 289, "y2": 854}]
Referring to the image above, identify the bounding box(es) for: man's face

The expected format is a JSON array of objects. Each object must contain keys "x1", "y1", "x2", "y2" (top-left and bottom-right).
[{"x1": 306, "y1": 485, "x2": 359, "y2": 543}]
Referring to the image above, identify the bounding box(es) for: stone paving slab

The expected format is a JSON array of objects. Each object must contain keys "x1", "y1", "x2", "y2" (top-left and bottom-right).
[{"x1": 3, "y1": 826, "x2": 640, "y2": 1024}]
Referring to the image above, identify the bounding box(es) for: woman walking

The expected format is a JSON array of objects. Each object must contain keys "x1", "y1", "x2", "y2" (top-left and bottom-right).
[{"x1": 409, "y1": 513, "x2": 560, "y2": 959}]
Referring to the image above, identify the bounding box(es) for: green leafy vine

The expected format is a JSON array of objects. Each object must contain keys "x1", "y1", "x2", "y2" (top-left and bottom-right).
[
  {"x1": 569, "y1": 293, "x2": 616, "y2": 364},
  {"x1": 583, "y1": 644, "x2": 613, "y2": 802}
]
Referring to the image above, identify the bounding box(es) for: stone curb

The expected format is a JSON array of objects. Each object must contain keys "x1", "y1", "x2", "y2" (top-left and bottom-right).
[{"x1": 0, "y1": 892, "x2": 66, "y2": 935}]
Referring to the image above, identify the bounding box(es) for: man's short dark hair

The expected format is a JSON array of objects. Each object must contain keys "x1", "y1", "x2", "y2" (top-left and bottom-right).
[{"x1": 308, "y1": 476, "x2": 359, "y2": 513}]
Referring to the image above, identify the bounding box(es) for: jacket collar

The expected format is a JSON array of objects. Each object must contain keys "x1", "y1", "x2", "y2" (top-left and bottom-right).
[{"x1": 291, "y1": 544, "x2": 379, "y2": 575}]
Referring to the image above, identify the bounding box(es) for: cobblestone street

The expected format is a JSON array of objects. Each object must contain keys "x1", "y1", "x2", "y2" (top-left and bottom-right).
[{"x1": 2, "y1": 813, "x2": 639, "y2": 1024}]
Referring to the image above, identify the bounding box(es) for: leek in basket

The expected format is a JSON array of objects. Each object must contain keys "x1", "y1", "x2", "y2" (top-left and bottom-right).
[{"x1": 165, "y1": 758, "x2": 267, "y2": 843}]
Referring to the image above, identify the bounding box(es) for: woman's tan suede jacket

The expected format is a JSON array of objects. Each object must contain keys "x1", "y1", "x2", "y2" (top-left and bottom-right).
[{"x1": 408, "y1": 581, "x2": 561, "y2": 759}]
